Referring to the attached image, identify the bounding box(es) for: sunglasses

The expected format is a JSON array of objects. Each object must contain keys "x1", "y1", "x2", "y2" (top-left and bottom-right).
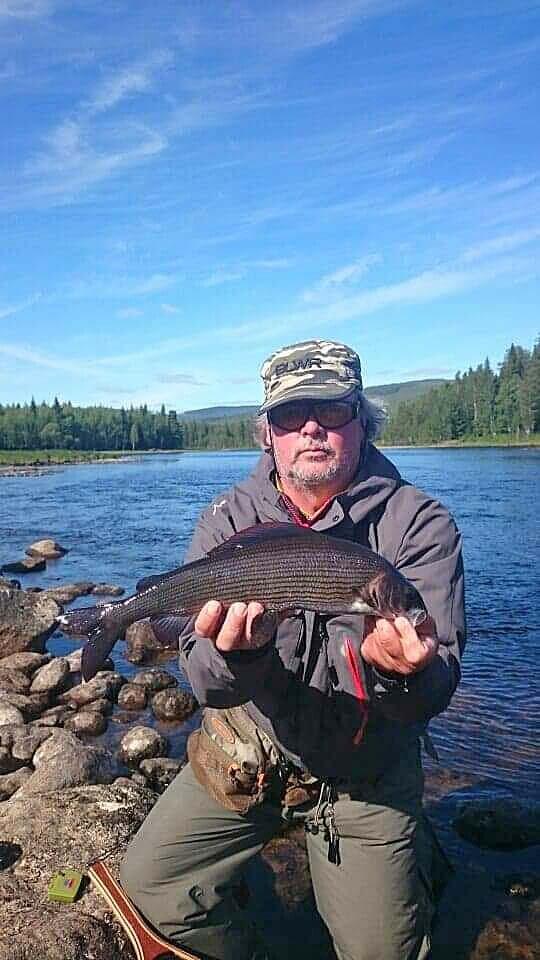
[{"x1": 268, "y1": 399, "x2": 359, "y2": 432}]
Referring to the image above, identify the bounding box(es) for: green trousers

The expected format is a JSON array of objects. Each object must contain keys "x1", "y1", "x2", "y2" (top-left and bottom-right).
[{"x1": 120, "y1": 742, "x2": 434, "y2": 960}]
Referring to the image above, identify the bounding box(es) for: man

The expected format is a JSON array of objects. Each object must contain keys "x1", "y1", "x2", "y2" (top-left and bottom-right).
[{"x1": 121, "y1": 339, "x2": 465, "y2": 960}]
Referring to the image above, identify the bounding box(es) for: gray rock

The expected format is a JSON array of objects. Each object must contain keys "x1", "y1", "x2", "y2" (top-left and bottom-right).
[
  {"x1": 125, "y1": 620, "x2": 165, "y2": 663},
  {"x1": 0, "y1": 590, "x2": 60, "y2": 658},
  {"x1": 1, "y1": 556, "x2": 46, "y2": 574},
  {"x1": 43, "y1": 582, "x2": 95, "y2": 604},
  {"x1": 64, "y1": 711, "x2": 108, "y2": 736},
  {"x1": 64, "y1": 648, "x2": 82, "y2": 672},
  {"x1": 91, "y1": 583, "x2": 125, "y2": 596},
  {"x1": 454, "y1": 799, "x2": 540, "y2": 850},
  {"x1": 0, "y1": 747, "x2": 15, "y2": 775},
  {"x1": 139, "y1": 757, "x2": 182, "y2": 791},
  {"x1": 131, "y1": 667, "x2": 178, "y2": 692},
  {"x1": 0, "y1": 691, "x2": 50, "y2": 722},
  {"x1": 0, "y1": 781, "x2": 156, "y2": 959},
  {"x1": 0, "y1": 652, "x2": 50, "y2": 675},
  {"x1": 25, "y1": 539, "x2": 68, "y2": 560},
  {"x1": 151, "y1": 688, "x2": 198, "y2": 722},
  {"x1": 0, "y1": 703, "x2": 25, "y2": 727},
  {"x1": 19, "y1": 729, "x2": 118, "y2": 795},
  {"x1": 63, "y1": 670, "x2": 124, "y2": 706},
  {"x1": 117, "y1": 682, "x2": 148, "y2": 711},
  {"x1": 11, "y1": 727, "x2": 53, "y2": 763},
  {"x1": 30, "y1": 657, "x2": 70, "y2": 694},
  {"x1": 0, "y1": 578, "x2": 21, "y2": 591},
  {"x1": 79, "y1": 696, "x2": 113, "y2": 716},
  {"x1": 0, "y1": 766, "x2": 33, "y2": 800},
  {"x1": 0, "y1": 669, "x2": 31, "y2": 693},
  {"x1": 119, "y1": 725, "x2": 168, "y2": 764}
]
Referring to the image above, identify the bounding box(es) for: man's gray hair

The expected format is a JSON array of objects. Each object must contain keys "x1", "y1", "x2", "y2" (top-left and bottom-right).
[{"x1": 252, "y1": 392, "x2": 387, "y2": 451}]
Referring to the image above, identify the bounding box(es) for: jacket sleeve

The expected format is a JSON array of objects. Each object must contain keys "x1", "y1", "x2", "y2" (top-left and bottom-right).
[{"x1": 369, "y1": 492, "x2": 466, "y2": 723}]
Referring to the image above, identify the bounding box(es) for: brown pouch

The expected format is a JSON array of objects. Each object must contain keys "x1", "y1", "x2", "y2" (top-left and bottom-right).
[{"x1": 187, "y1": 706, "x2": 285, "y2": 814}]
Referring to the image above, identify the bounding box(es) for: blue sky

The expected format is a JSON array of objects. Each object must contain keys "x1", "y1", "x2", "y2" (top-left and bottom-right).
[{"x1": 1, "y1": 0, "x2": 539, "y2": 412}]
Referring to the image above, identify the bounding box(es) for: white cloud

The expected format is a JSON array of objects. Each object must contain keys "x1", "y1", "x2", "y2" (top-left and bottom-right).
[
  {"x1": 303, "y1": 254, "x2": 381, "y2": 303},
  {"x1": 86, "y1": 51, "x2": 173, "y2": 115},
  {"x1": 203, "y1": 269, "x2": 246, "y2": 287},
  {"x1": 0, "y1": 293, "x2": 42, "y2": 319},
  {"x1": 461, "y1": 227, "x2": 540, "y2": 263},
  {"x1": 0, "y1": 0, "x2": 54, "y2": 18},
  {"x1": 161, "y1": 303, "x2": 182, "y2": 314}
]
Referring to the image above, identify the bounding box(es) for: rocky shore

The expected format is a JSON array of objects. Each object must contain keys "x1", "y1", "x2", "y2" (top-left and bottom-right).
[{"x1": 0, "y1": 540, "x2": 538, "y2": 959}]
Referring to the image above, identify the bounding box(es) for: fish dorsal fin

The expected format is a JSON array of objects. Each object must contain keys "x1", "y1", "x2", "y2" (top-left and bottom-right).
[{"x1": 207, "y1": 522, "x2": 317, "y2": 558}]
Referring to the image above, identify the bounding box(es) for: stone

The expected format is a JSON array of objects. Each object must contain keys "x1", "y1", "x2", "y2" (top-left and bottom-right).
[
  {"x1": 19, "y1": 729, "x2": 118, "y2": 795},
  {"x1": 125, "y1": 620, "x2": 166, "y2": 663},
  {"x1": 79, "y1": 697, "x2": 113, "y2": 716},
  {"x1": 119, "y1": 725, "x2": 168, "y2": 764},
  {"x1": 25, "y1": 539, "x2": 68, "y2": 560},
  {"x1": 139, "y1": 757, "x2": 182, "y2": 791},
  {"x1": 0, "y1": 669, "x2": 31, "y2": 693},
  {"x1": 91, "y1": 583, "x2": 125, "y2": 596},
  {"x1": 0, "y1": 578, "x2": 21, "y2": 591},
  {"x1": 0, "y1": 747, "x2": 15, "y2": 775},
  {"x1": 29, "y1": 657, "x2": 70, "y2": 694},
  {"x1": 65, "y1": 712, "x2": 108, "y2": 736},
  {"x1": 117, "y1": 683, "x2": 148, "y2": 711},
  {"x1": 453, "y1": 798, "x2": 540, "y2": 850},
  {"x1": 0, "y1": 781, "x2": 156, "y2": 959},
  {"x1": 0, "y1": 766, "x2": 33, "y2": 800},
  {"x1": 11, "y1": 727, "x2": 53, "y2": 763},
  {"x1": 0, "y1": 590, "x2": 61, "y2": 658},
  {"x1": 0, "y1": 703, "x2": 25, "y2": 727},
  {"x1": 63, "y1": 671, "x2": 124, "y2": 706},
  {"x1": 151, "y1": 688, "x2": 197, "y2": 722},
  {"x1": 64, "y1": 648, "x2": 82, "y2": 672},
  {"x1": 1, "y1": 557, "x2": 46, "y2": 574},
  {"x1": 0, "y1": 691, "x2": 50, "y2": 722},
  {"x1": 131, "y1": 667, "x2": 177, "y2": 692},
  {"x1": 42, "y1": 582, "x2": 96, "y2": 604},
  {"x1": 0, "y1": 652, "x2": 50, "y2": 675}
]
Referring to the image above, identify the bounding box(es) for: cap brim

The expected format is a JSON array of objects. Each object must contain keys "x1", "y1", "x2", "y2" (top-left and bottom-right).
[{"x1": 259, "y1": 383, "x2": 359, "y2": 414}]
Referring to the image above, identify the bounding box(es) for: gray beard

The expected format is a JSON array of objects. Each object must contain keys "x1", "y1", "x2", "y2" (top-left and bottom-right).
[{"x1": 278, "y1": 450, "x2": 358, "y2": 491}]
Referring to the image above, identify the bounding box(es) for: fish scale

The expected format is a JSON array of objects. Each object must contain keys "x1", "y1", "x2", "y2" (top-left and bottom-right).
[{"x1": 58, "y1": 522, "x2": 427, "y2": 681}]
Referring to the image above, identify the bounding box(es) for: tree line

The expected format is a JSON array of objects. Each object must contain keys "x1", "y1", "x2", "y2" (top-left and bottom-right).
[
  {"x1": 381, "y1": 340, "x2": 540, "y2": 444},
  {"x1": 0, "y1": 338, "x2": 538, "y2": 452}
]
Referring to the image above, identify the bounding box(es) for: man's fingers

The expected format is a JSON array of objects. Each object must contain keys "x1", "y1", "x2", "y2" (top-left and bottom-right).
[
  {"x1": 215, "y1": 602, "x2": 248, "y2": 651},
  {"x1": 194, "y1": 600, "x2": 224, "y2": 638},
  {"x1": 394, "y1": 616, "x2": 439, "y2": 666}
]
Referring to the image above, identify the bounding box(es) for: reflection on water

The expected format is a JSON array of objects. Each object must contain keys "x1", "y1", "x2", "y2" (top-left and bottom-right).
[{"x1": 2, "y1": 447, "x2": 539, "y2": 800}]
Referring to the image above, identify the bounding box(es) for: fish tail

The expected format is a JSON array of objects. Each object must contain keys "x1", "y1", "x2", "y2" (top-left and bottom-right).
[
  {"x1": 81, "y1": 622, "x2": 119, "y2": 681},
  {"x1": 58, "y1": 604, "x2": 104, "y2": 637}
]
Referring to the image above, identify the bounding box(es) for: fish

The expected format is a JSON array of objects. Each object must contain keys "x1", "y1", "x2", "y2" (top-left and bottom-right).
[{"x1": 58, "y1": 522, "x2": 427, "y2": 682}]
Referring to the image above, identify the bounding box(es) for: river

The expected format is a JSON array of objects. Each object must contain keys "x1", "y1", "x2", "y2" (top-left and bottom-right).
[{"x1": 1, "y1": 446, "x2": 539, "y2": 805}]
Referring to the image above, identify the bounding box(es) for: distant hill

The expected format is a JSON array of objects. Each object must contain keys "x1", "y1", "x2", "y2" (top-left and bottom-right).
[{"x1": 180, "y1": 379, "x2": 449, "y2": 420}]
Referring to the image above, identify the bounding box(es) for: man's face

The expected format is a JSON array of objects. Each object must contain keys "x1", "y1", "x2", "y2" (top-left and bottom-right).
[{"x1": 265, "y1": 397, "x2": 365, "y2": 491}]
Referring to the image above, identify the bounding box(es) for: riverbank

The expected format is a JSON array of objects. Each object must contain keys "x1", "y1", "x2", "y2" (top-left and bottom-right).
[{"x1": 1, "y1": 434, "x2": 540, "y2": 474}]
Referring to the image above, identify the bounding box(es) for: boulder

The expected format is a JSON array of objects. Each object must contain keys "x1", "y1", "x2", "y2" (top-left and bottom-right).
[
  {"x1": 42, "y1": 582, "x2": 95, "y2": 604},
  {"x1": 0, "y1": 590, "x2": 60, "y2": 658},
  {"x1": 453, "y1": 799, "x2": 540, "y2": 850},
  {"x1": 64, "y1": 712, "x2": 108, "y2": 736},
  {"x1": 117, "y1": 683, "x2": 148, "y2": 711},
  {"x1": 131, "y1": 667, "x2": 177, "y2": 692},
  {"x1": 29, "y1": 657, "x2": 70, "y2": 695},
  {"x1": 139, "y1": 757, "x2": 182, "y2": 792},
  {"x1": 0, "y1": 703, "x2": 24, "y2": 727},
  {"x1": 25, "y1": 539, "x2": 68, "y2": 560},
  {"x1": 0, "y1": 766, "x2": 33, "y2": 800},
  {"x1": 79, "y1": 697, "x2": 113, "y2": 716},
  {"x1": 63, "y1": 671, "x2": 124, "y2": 707},
  {"x1": 18, "y1": 729, "x2": 118, "y2": 795},
  {"x1": 119, "y1": 725, "x2": 168, "y2": 764},
  {"x1": 0, "y1": 691, "x2": 50, "y2": 722},
  {"x1": 0, "y1": 652, "x2": 50, "y2": 675},
  {"x1": 151, "y1": 688, "x2": 197, "y2": 722},
  {"x1": 91, "y1": 583, "x2": 125, "y2": 596},
  {"x1": 0, "y1": 669, "x2": 31, "y2": 693},
  {"x1": 0, "y1": 578, "x2": 21, "y2": 591},
  {"x1": 125, "y1": 620, "x2": 165, "y2": 663},
  {"x1": 0, "y1": 781, "x2": 156, "y2": 960},
  {"x1": 0, "y1": 557, "x2": 46, "y2": 574}
]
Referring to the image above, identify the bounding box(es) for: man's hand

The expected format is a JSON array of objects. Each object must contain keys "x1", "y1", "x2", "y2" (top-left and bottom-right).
[
  {"x1": 194, "y1": 600, "x2": 267, "y2": 652},
  {"x1": 361, "y1": 615, "x2": 438, "y2": 676}
]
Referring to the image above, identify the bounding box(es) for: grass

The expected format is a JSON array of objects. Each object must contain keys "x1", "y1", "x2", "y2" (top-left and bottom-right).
[{"x1": 0, "y1": 449, "x2": 140, "y2": 466}]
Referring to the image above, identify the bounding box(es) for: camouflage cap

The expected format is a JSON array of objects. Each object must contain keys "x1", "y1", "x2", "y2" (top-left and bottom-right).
[{"x1": 259, "y1": 339, "x2": 363, "y2": 413}]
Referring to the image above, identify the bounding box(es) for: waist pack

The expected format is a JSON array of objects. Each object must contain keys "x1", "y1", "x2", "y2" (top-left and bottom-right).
[{"x1": 187, "y1": 706, "x2": 319, "y2": 815}]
